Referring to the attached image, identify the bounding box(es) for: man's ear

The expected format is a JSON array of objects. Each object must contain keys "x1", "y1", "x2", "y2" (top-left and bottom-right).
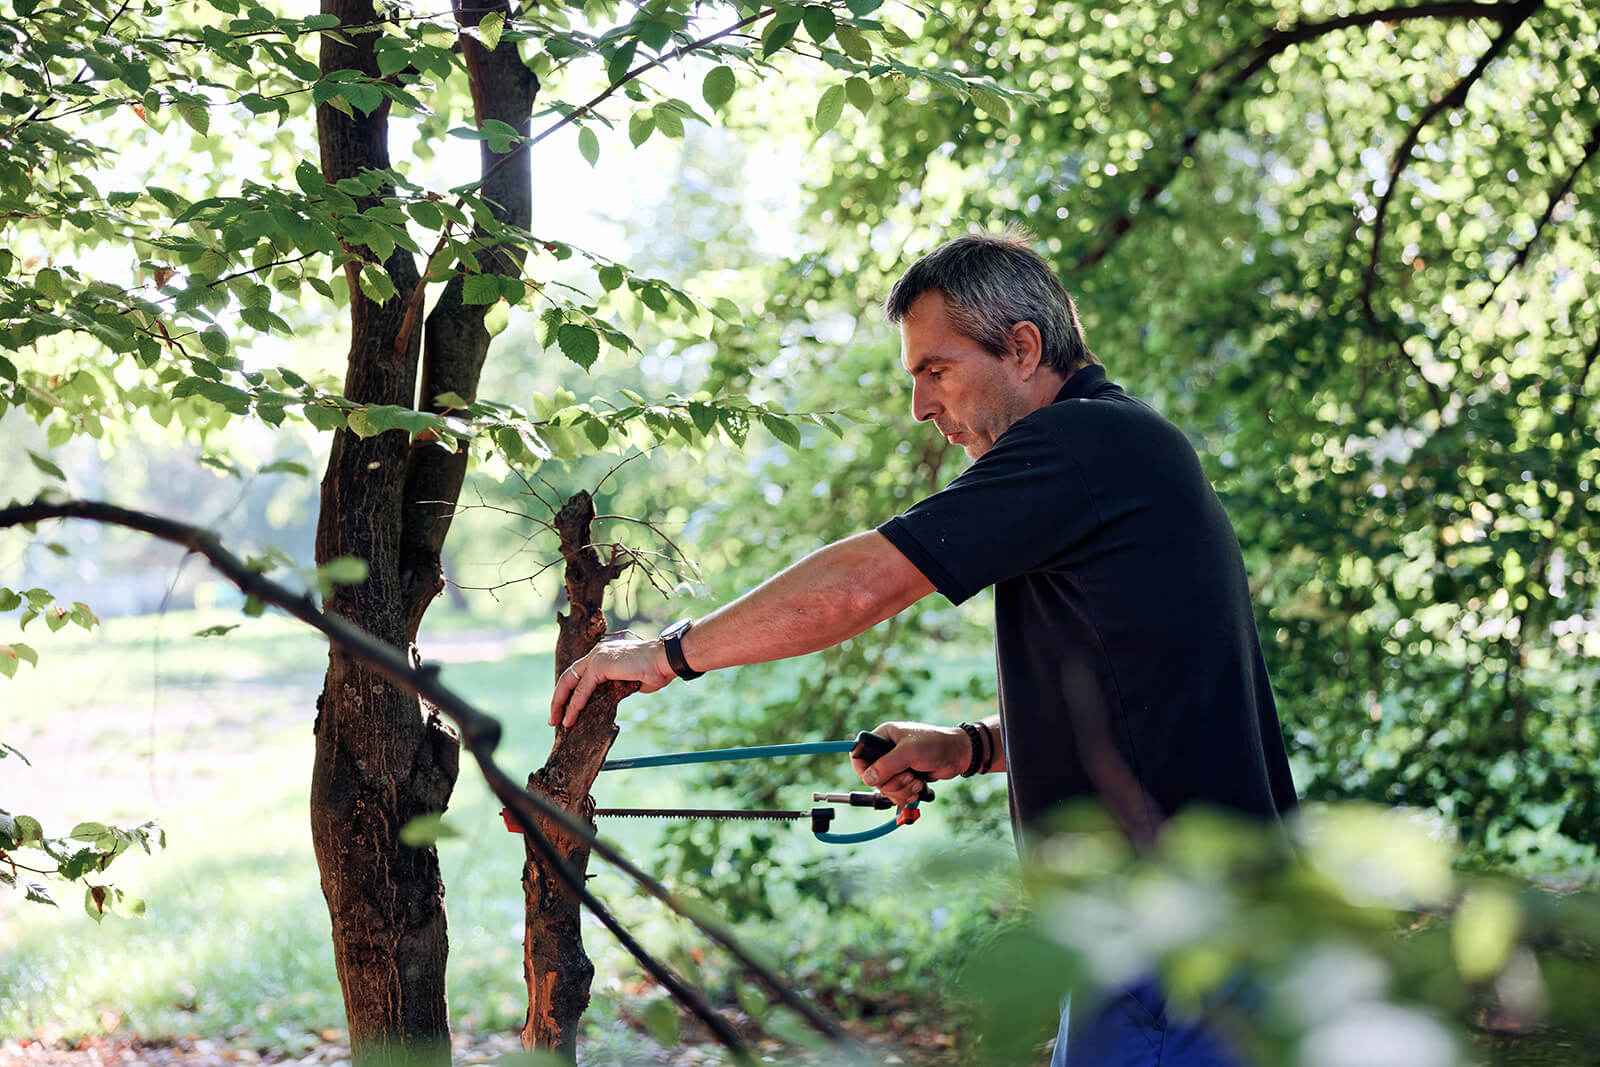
[{"x1": 1008, "y1": 320, "x2": 1044, "y2": 380}]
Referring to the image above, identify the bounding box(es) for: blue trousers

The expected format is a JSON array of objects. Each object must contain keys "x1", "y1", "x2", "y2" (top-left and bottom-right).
[{"x1": 1049, "y1": 977, "x2": 1244, "y2": 1067}]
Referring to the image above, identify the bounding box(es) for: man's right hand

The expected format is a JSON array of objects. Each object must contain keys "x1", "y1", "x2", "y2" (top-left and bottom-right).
[
  {"x1": 852, "y1": 721, "x2": 970, "y2": 808},
  {"x1": 548, "y1": 637, "x2": 676, "y2": 728}
]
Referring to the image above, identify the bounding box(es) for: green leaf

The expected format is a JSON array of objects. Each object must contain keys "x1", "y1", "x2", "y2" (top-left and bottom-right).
[
  {"x1": 484, "y1": 300, "x2": 511, "y2": 338},
  {"x1": 357, "y1": 264, "x2": 397, "y2": 305},
  {"x1": 84, "y1": 885, "x2": 108, "y2": 923},
  {"x1": 801, "y1": 5, "x2": 836, "y2": 42},
  {"x1": 25, "y1": 882, "x2": 56, "y2": 907},
  {"x1": 628, "y1": 111, "x2": 654, "y2": 148},
  {"x1": 702, "y1": 65, "x2": 736, "y2": 110},
  {"x1": 260, "y1": 459, "x2": 310, "y2": 476},
  {"x1": 477, "y1": 10, "x2": 504, "y2": 52},
  {"x1": 462, "y1": 273, "x2": 501, "y2": 305},
  {"x1": 638, "y1": 19, "x2": 672, "y2": 51},
  {"x1": 761, "y1": 16, "x2": 799, "y2": 57},
  {"x1": 689, "y1": 402, "x2": 718, "y2": 436},
  {"x1": 605, "y1": 41, "x2": 637, "y2": 87},
  {"x1": 578, "y1": 126, "x2": 599, "y2": 166},
  {"x1": 719, "y1": 407, "x2": 749, "y2": 447},
  {"x1": 303, "y1": 404, "x2": 347, "y2": 432},
  {"x1": 27, "y1": 451, "x2": 66, "y2": 480},
  {"x1": 193, "y1": 624, "x2": 240, "y2": 638},
  {"x1": 814, "y1": 84, "x2": 845, "y2": 134},
  {"x1": 407, "y1": 199, "x2": 445, "y2": 231},
  {"x1": 582, "y1": 416, "x2": 609, "y2": 448},
  {"x1": 835, "y1": 24, "x2": 873, "y2": 63},
  {"x1": 845, "y1": 75, "x2": 874, "y2": 115},
  {"x1": 653, "y1": 104, "x2": 684, "y2": 139},
  {"x1": 0, "y1": 649, "x2": 16, "y2": 679},
  {"x1": 557, "y1": 324, "x2": 601, "y2": 369},
  {"x1": 845, "y1": 0, "x2": 882, "y2": 13},
  {"x1": 70, "y1": 822, "x2": 110, "y2": 842},
  {"x1": 320, "y1": 557, "x2": 369, "y2": 587},
  {"x1": 400, "y1": 813, "x2": 459, "y2": 847},
  {"x1": 111, "y1": 891, "x2": 146, "y2": 919},
  {"x1": 761, "y1": 412, "x2": 802, "y2": 448},
  {"x1": 969, "y1": 86, "x2": 1012, "y2": 124},
  {"x1": 597, "y1": 265, "x2": 625, "y2": 291}
]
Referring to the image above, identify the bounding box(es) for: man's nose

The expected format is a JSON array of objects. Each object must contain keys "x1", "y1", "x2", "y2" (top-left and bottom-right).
[{"x1": 911, "y1": 381, "x2": 939, "y2": 422}]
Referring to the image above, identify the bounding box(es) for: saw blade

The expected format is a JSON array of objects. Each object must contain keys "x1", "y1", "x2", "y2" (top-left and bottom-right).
[{"x1": 594, "y1": 807, "x2": 810, "y2": 822}]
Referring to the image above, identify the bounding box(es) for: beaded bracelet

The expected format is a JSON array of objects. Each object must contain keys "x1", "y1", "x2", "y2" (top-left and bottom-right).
[
  {"x1": 958, "y1": 721, "x2": 984, "y2": 778},
  {"x1": 977, "y1": 720, "x2": 996, "y2": 775}
]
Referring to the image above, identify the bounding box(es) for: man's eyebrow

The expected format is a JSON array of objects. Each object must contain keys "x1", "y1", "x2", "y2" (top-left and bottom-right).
[{"x1": 905, "y1": 353, "x2": 941, "y2": 375}]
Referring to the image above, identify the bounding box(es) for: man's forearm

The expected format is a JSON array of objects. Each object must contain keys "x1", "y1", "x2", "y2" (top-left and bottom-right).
[
  {"x1": 677, "y1": 530, "x2": 933, "y2": 673},
  {"x1": 549, "y1": 530, "x2": 934, "y2": 725}
]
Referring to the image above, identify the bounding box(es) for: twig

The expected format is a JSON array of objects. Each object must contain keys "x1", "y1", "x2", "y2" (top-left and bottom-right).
[
  {"x1": 1479, "y1": 117, "x2": 1600, "y2": 311},
  {"x1": 0, "y1": 499, "x2": 851, "y2": 1053}
]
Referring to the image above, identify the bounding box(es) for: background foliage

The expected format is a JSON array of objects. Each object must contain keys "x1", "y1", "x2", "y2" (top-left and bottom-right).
[{"x1": 2, "y1": 0, "x2": 1597, "y2": 1062}]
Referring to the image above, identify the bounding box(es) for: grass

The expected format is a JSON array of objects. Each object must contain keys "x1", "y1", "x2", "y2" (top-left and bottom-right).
[{"x1": 0, "y1": 606, "x2": 1009, "y2": 1057}]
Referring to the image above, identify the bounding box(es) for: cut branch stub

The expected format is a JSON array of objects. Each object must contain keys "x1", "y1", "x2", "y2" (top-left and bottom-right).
[{"x1": 523, "y1": 489, "x2": 637, "y2": 1057}]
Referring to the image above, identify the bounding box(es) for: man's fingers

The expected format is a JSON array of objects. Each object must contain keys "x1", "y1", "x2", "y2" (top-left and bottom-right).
[
  {"x1": 562, "y1": 665, "x2": 601, "y2": 729},
  {"x1": 548, "y1": 660, "x2": 582, "y2": 726}
]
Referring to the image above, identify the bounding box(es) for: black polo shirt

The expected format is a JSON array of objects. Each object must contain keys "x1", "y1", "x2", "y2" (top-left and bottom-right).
[{"x1": 878, "y1": 366, "x2": 1297, "y2": 840}]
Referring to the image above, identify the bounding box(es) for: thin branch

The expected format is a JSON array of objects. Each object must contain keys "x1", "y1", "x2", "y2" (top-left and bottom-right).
[
  {"x1": 522, "y1": 8, "x2": 774, "y2": 154},
  {"x1": 1479, "y1": 117, "x2": 1600, "y2": 311},
  {"x1": 1363, "y1": 2, "x2": 1538, "y2": 324},
  {"x1": 0, "y1": 499, "x2": 851, "y2": 1053},
  {"x1": 1568, "y1": 326, "x2": 1600, "y2": 427},
  {"x1": 593, "y1": 447, "x2": 651, "y2": 493}
]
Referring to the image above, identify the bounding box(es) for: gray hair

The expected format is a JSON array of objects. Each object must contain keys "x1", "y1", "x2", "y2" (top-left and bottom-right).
[{"x1": 884, "y1": 232, "x2": 1098, "y2": 375}]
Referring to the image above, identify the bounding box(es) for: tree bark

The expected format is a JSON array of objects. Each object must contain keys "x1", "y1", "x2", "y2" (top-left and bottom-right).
[
  {"x1": 308, "y1": 1, "x2": 533, "y2": 1062},
  {"x1": 522, "y1": 491, "x2": 635, "y2": 1057},
  {"x1": 310, "y1": 4, "x2": 457, "y2": 1064}
]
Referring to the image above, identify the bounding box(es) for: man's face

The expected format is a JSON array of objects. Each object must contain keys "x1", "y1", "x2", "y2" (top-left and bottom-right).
[{"x1": 899, "y1": 290, "x2": 1032, "y2": 459}]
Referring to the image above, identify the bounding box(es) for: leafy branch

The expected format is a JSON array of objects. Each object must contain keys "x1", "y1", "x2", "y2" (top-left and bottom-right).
[
  {"x1": 1071, "y1": 0, "x2": 1534, "y2": 275},
  {"x1": 0, "y1": 498, "x2": 853, "y2": 1057}
]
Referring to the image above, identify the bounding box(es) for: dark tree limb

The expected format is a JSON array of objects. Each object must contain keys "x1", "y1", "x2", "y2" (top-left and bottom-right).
[
  {"x1": 522, "y1": 490, "x2": 632, "y2": 1056},
  {"x1": 1357, "y1": 0, "x2": 1539, "y2": 415},
  {"x1": 313, "y1": 4, "x2": 449, "y2": 1061},
  {"x1": 0, "y1": 499, "x2": 849, "y2": 1058},
  {"x1": 398, "y1": 0, "x2": 540, "y2": 641},
  {"x1": 1362, "y1": 1, "x2": 1539, "y2": 326},
  {"x1": 1071, "y1": 0, "x2": 1529, "y2": 275},
  {"x1": 1479, "y1": 117, "x2": 1600, "y2": 311}
]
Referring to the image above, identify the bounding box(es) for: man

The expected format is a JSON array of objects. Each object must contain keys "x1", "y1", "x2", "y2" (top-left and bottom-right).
[{"x1": 550, "y1": 233, "x2": 1297, "y2": 1065}]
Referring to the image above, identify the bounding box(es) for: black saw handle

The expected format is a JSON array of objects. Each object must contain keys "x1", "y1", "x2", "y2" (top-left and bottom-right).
[{"x1": 851, "y1": 730, "x2": 935, "y2": 803}]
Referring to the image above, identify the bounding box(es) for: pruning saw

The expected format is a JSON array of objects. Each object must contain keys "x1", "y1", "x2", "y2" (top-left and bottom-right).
[{"x1": 503, "y1": 731, "x2": 935, "y2": 845}]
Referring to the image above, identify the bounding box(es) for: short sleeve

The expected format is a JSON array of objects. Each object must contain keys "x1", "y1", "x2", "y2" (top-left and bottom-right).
[{"x1": 876, "y1": 415, "x2": 1101, "y2": 604}]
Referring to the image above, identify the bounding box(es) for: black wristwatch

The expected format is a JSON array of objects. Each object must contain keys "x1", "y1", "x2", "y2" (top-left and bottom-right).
[{"x1": 659, "y1": 618, "x2": 704, "y2": 680}]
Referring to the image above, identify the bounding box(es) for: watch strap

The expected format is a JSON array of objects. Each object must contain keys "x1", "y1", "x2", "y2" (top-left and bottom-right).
[{"x1": 661, "y1": 619, "x2": 703, "y2": 681}]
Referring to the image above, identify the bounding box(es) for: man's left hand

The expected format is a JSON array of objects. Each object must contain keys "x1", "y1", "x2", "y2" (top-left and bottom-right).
[{"x1": 549, "y1": 637, "x2": 675, "y2": 728}]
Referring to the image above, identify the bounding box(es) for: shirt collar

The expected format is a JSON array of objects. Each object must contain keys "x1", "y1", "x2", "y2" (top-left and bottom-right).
[{"x1": 1052, "y1": 364, "x2": 1108, "y2": 404}]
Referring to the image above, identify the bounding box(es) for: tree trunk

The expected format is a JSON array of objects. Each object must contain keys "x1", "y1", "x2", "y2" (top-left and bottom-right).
[
  {"x1": 522, "y1": 491, "x2": 635, "y2": 1057},
  {"x1": 309, "y1": 1, "x2": 535, "y2": 1063}
]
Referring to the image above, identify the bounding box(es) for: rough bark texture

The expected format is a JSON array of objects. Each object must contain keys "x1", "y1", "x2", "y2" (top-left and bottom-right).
[
  {"x1": 522, "y1": 491, "x2": 635, "y2": 1057},
  {"x1": 309, "y1": 2, "x2": 535, "y2": 1063}
]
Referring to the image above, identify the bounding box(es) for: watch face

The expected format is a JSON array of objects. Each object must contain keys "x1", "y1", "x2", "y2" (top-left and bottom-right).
[{"x1": 661, "y1": 619, "x2": 691, "y2": 640}]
